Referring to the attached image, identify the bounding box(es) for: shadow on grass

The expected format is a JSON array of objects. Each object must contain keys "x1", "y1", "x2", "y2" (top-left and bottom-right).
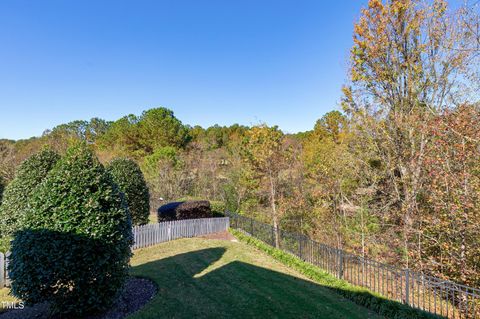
[
  {"x1": 231, "y1": 231, "x2": 445, "y2": 319},
  {"x1": 7, "y1": 228, "x2": 131, "y2": 317},
  {"x1": 129, "y1": 247, "x2": 387, "y2": 319}
]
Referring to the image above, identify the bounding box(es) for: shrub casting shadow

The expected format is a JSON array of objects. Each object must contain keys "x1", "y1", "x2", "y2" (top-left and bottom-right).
[
  {"x1": 129, "y1": 247, "x2": 438, "y2": 319},
  {"x1": 8, "y1": 228, "x2": 131, "y2": 317}
]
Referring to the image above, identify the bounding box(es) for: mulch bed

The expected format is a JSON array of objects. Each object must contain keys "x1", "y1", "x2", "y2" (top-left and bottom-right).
[
  {"x1": 0, "y1": 277, "x2": 157, "y2": 319},
  {"x1": 199, "y1": 231, "x2": 237, "y2": 241}
]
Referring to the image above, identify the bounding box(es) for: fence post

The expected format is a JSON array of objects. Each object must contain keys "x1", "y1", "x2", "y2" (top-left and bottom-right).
[
  {"x1": 299, "y1": 235, "x2": 303, "y2": 259},
  {"x1": 338, "y1": 250, "x2": 344, "y2": 279},
  {"x1": 168, "y1": 223, "x2": 172, "y2": 241},
  {"x1": 405, "y1": 269, "x2": 410, "y2": 305},
  {"x1": 271, "y1": 226, "x2": 275, "y2": 246}
]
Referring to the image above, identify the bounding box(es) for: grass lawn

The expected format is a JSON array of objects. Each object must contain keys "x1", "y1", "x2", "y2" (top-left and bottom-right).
[
  {"x1": 129, "y1": 237, "x2": 381, "y2": 319},
  {"x1": 0, "y1": 237, "x2": 381, "y2": 318},
  {"x1": 148, "y1": 213, "x2": 157, "y2": 224}
]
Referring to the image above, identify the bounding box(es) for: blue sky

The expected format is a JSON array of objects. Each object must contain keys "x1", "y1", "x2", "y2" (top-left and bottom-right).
[{"x1": 0, "y1": 0, "x2": 367, "y2": 140}]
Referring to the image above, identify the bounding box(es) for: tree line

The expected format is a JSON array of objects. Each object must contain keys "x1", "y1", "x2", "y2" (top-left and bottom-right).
[{"x1": 1, "y1": 0, "x2": 479, "y2": 288}]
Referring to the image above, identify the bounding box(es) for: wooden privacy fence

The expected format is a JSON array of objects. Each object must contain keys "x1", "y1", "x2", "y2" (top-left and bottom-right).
[
  {"x1": 0, "y1": 252, "x2": 9, "y2": 288},
  {"x1": 227, "y1": 211, "x2": 480, "y2": 319},
  {"x1": 0, "y1": 217, "x2": 230, "y2": 288},
  {"x1": 132, "y1": 217, "x2": 230, "y2": 249}
]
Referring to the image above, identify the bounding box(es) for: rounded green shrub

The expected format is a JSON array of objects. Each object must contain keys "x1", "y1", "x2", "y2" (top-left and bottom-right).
[
  {"x1": 107, "y1": 158, "x2": 150, "y2": 225},
  {"x1": 0, "y1": 148, "x2": 59, "y2": 238},
  {"x1": 8, "y1": 144, "x2": 133, "y2": 317}
]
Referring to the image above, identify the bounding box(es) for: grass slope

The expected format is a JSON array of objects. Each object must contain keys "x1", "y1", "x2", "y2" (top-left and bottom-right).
[
  {"x1": 231, "y1": 229, "x2": 440, "y2": 319},
  {"x1": 129, "y1": 237, "x2": 380, "y2": 319}
]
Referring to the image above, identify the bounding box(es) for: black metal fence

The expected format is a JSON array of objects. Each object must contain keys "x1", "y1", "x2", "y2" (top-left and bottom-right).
[{"x1": 227, "y1": 211, "x2": 480, "y2": 319}]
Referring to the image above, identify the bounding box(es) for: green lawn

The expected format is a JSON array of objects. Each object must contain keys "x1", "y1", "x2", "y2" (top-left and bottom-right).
[
  {"x1": 129, "y1": 237, "x2": 381, "y2": 319},
  {"x1": 0, "y1": 237, "x2": 381, "y2": 318}
]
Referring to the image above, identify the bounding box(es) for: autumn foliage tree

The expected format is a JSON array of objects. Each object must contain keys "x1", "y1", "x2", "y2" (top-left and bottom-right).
[
  {"x1": 343, "y1": 0, "x2": 479, "y2": 267},
  {"x1": 241, "y1": 125, "x2": 290, "y2": 247},
  {"x1": 1, "y1": 0, "x2": 480, "y2": 289},
  {"x1": 302, "y1": 112, "x2": 352, "y2": 246},
  {"x1": 421, "y1": 105, "x2": 480, "y2": 286}
]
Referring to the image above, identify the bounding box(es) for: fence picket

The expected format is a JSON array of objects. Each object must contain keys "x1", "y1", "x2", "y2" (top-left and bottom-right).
[{"x1": 5, "y1": 252, "x2": 10, "y2": 287}]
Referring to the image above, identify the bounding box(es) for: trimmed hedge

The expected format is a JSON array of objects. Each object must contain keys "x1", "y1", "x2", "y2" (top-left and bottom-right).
[
  {"x1": 176, "y1": 200, "x2": 211, "y2": 220},
  {"x1": 0, "y1": 148, "x2": 59, "y2": 239},
  {"x1": 157, "y1": 200, "x2": 212, "y2": 222},
  {"x1": 157, "y1": 201, "x2": 179, "y2": 222},
  {"x1": 231, "y1": 229, "x2": 440, "y2": 319},
  {"x1": 9, "y1": 144, "x2": 133, "y2": 317},
  {"x1": 107, "y1": 158, "x2": 150, "y2": 226}
]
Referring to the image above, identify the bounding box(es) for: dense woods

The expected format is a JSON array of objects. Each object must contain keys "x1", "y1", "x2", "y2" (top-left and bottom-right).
[{"x1": 1, "y1": 0, "x2": 479, "y2": 289}]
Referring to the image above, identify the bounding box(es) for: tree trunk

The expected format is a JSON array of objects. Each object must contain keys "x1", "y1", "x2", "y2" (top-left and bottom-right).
[{"x1": 269, "y1": 173, "x2": 280, "y2": 248}]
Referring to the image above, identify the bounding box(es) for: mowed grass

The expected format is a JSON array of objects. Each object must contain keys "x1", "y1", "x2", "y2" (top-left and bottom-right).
[
  {"x1": 0, "y1": 237, "x2": 381, "y2": 318},
  {"x1": 129, "y1": 238, "x2": 381, "y2": 319}
]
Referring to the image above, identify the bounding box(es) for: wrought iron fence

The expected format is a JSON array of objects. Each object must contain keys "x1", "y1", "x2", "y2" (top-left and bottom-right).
[{"x1": 227, "y1": 211, "x2": 480, "y2": 319}]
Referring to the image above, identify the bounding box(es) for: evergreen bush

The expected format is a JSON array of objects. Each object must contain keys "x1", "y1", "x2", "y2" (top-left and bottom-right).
[
  {"x1": 107, "y1": 158, "x2": 150, "y2": 226},
  {"x1": 176, "y1": 200, "x2": 211, "y2": 220},
  {"x1": 0, "y1": 148, "x2": 59, "y2": 238},
  {"x1": 8, "y1": 144, "x2": 133, "y2": 316}
]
